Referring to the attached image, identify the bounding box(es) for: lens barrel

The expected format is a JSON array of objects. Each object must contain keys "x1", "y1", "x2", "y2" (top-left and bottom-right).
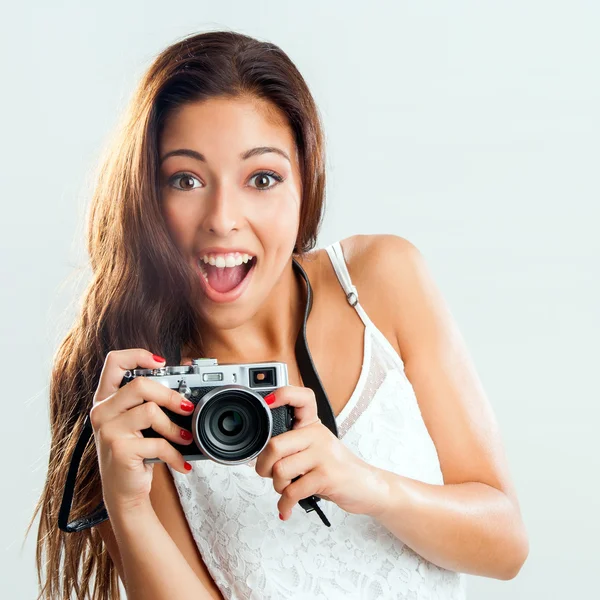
[{"x1": 192, "y1": 386, "x2": 272, "y2": 464}]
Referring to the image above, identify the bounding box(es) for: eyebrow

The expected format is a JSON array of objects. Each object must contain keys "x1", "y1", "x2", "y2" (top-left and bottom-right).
[{"x1": 159, "y1": 146, "x2": 291, "y2": 165}]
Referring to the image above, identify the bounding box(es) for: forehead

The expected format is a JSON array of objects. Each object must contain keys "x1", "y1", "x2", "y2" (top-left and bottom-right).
[{"x1": 159, "y1": 95, "x2": 298, "y2": 163}]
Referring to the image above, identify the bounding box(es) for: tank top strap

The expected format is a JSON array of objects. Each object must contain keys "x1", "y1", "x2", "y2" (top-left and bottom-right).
[{"x1": 324, "y1": 241, "x2": 371, "y2": 327}]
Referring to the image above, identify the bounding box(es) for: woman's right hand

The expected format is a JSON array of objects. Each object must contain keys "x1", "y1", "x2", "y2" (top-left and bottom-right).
[{"x1": 89, "y1": 349, "x2": 196, "y2": 515}]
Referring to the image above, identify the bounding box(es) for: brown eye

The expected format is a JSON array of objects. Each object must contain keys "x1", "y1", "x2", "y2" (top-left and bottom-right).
[
  {"x1": 169, "y1": 173, "x2": 202, "y2": 191},
  {"x1": 255, "y1": 174, "x2": 270, "y2": 189},
  {"x1": 249, "y1": 170, "x2": 284, "y2": 192},
  {"x1": 179, "y1": 175, "x2": 195, "y2": 190}
]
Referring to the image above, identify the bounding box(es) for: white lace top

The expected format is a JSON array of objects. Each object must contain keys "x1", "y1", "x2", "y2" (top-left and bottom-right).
[{"x1": 169, "y1": 241, "x2": 467, "y2": 599}]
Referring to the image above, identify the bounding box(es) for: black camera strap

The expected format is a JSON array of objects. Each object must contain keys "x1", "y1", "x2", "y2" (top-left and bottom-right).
[{"x1": 58, "y1": 258, "x2": 338, "y2": 532}]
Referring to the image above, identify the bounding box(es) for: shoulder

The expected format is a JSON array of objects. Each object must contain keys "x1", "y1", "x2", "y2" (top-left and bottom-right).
[
  {"x1": 339, "y1": 233, "x2": 430, "y2": 352},
  {"x1": 340, "y1": 233, "x2": 422, "y2": 282}
]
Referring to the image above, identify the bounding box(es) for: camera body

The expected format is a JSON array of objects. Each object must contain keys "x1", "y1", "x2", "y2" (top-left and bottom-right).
[{"x1": 121, "y1": 358, "x2": 293, "y2": 465}]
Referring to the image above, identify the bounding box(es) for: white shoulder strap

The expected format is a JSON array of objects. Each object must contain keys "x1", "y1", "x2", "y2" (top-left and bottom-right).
[{"x1": 324, "y1": 241, "x2": 370, "y2": 327}]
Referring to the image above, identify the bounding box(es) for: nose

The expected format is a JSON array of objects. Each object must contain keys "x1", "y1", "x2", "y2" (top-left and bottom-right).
[{"x1": 201, "y1": 185, "x2": 240, "y2": 236}]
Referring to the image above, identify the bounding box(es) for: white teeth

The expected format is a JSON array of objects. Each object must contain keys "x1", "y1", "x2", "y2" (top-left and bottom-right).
[
  {"x1": 199, "y1": 252, "x2": 255, "y2": 269},
  {"x1": 198, "y1": 262, "x2": 208, "y2": 280}
]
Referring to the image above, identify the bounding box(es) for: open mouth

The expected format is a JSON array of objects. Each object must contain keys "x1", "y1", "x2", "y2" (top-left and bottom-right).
[{"x1": 197, "y1": 254, "x2": 257, "y2": 298}]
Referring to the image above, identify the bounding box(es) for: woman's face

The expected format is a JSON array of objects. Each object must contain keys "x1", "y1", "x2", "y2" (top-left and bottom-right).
[{"x1": 159, "y1": 95, "x2": 302, "y2": 329}]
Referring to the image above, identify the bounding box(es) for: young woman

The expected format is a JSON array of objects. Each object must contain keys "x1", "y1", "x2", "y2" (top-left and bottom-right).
[{"x1": 32, "y1": 30, "x2": 528, "y2": 600}]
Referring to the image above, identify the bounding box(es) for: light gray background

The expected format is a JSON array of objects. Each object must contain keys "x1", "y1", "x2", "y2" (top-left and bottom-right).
[{"x1": 2, "y1": 1, "x2": 598, "y2": 598}]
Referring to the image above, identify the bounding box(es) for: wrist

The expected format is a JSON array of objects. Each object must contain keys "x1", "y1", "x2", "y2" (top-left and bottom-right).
[
  {"x1": 106, "y1": 498, "x2": 157, "y2": 533},
  {"x1": 368, "y1": 467, "x2": 409, "y2": 521}
]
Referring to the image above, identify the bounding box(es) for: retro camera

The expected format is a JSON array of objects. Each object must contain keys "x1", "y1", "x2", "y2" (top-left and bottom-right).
[{"x1": 121, "y1": 358, "x2": 293, "y2": 465}]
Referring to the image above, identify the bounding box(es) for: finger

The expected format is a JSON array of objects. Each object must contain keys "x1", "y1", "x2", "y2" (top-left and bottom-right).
[
  {"x1": 255, "y1": 424, "x2": 314, "y2": 478},
  {"x1": 94, "y1": 349, "x2": 167, "y2": 404},
  {"x1": 264, "y1": 386, "x2": 320, "y2": 429},
  {"x1": 277, "y1": 469, "x2": 324, "y2": 520},
  {"x1": 114, "y1": 437, "x2": 192, "y2": 475},
  {"x1": 90, "y1": 376, "x2": 195, "y2": 430},
  {"x1": 109, "y1": 401, "x2": 194, "y2": 447},
  {"x1": 271, "y1": 448, "x2": 316, "y2": 494}
]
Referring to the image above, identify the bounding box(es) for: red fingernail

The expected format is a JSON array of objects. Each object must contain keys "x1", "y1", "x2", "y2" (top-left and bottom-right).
[
  {"x1": 184, "y1": 462, "x2": 192, "y2": 471},
  {"x1": 279, "y1": 513, "x2": 284, "y2": 520},
  {"x1": 265, "y1": 392, "x2": 276, "y2": 405},
  {"x1": 152, "y1": 354, "x2": 165, "y2": 363},
  {"x1": 180, "y1": 429, "x2": 192, "y2": 440},
  {"x1": 181, "y1": 399, "x2": 194, "y2": 411}
]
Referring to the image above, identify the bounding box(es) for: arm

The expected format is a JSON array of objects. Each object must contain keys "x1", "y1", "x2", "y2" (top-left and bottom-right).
[
  {"x1": 92, "y1": 349, "x2": 224, "y2": 599},
  {"x1": 98, "y1": 463, "x2": 224, "y2": 600},
  {"x1": 348, "y1": 234, "x2": 529, "y2": 580},
  {"x1": 372, "y1": 472, "x2": 526, "y2": 579}
]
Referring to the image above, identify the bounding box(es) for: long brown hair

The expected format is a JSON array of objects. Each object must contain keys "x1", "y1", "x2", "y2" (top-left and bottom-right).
[{"x1": 28, "y1": 29, "x2": 326, "y2": 599}]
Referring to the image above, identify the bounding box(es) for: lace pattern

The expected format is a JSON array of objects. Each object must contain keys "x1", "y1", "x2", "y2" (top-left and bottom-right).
[
  {"x1": 168, "y1": 339, "x2": 465, "y2": 599},
  {"x1": 338, "y1": 331, "x2": 384, "y2": 439}
]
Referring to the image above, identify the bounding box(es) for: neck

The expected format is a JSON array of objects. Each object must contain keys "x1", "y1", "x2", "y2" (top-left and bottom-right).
[{"x1": 195, "y1": 258, "x2": 305, "y2": 362}]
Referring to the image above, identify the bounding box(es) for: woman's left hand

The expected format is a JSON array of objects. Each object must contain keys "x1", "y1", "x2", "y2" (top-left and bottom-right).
[{"x1": 255, "y1": 385, "x2": 389, "y2": 520}]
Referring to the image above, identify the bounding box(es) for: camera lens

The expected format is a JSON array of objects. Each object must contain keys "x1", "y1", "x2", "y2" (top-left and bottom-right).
[
  {"x1": 218, "y1": 410, "x2": 244, "y2": 436},
  {"x1": 196, "y1": 388, "x2": 270, "y2": 463}
]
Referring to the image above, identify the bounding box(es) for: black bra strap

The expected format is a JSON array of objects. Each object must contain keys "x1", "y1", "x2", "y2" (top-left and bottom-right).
[
  {"x1": 59, "y1": 257, "x2": 337, "y2": 532},
  {"x1": 292, "y1": 259, "x2": 338, "y2": 437}
]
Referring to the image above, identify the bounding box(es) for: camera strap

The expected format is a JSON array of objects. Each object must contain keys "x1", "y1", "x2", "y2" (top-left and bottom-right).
[{"x1": 58, "y1": 257, "x2": 338, "y2": 532}]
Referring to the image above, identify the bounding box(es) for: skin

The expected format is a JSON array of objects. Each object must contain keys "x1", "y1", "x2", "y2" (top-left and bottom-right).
[{"x1": 94, "y1": 96, "x2": 529, "y2": 600}]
